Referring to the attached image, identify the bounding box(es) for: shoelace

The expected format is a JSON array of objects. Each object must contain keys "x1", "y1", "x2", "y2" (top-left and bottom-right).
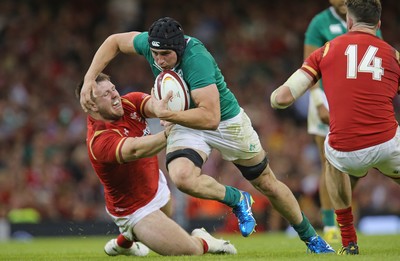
[
  {"x1": 233, "y1": 203, "x2": 253, "y2": 221},
  {"x1": 307, "y1": 237, "x2": 331, "y2": 253}
]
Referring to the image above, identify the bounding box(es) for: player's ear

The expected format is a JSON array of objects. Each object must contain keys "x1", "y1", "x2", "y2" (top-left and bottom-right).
[
  {"x1": 346, "y1": 15, "x2": 353, "y2": 31},
  {"x1": 90, "y1": 103, "x2": 99, "y2": 112}
]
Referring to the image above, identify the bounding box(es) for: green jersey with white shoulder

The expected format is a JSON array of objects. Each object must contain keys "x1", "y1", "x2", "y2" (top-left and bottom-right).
[
  {"x1": 305, "y1": 6, "x2": 382, "y2": 48},
  {"x1": 134, "y1": 32, "x2": 241, "y2": 121}
]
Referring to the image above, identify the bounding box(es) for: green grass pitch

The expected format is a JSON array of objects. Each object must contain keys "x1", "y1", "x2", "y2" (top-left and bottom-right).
[{"x1": 0, "y1": 232, "x2": 399, "y2": 260}]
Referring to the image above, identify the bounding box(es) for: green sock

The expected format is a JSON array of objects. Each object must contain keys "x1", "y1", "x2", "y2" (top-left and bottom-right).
[
  {"x1": 322, "y1": 209, "x2": 335, "y2": 227},
  {"x1": 292, "y1": 212, "x2": 317, "y2": 242},
  {"x1": 221, "y1": 186, "x2": 242, "y2": 207}
]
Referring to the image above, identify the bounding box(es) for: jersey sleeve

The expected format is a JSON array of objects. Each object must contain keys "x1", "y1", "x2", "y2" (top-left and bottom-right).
[
  {"x1": 184, "y1": 52, "x2": 216, "y2": 90},
  {"x1": 123, "y1": 92, "x2": 151, "y2": 117},
  {"x1": 304, "y1": 15, "x2": 326, "y2": 47},
  {"x1": 133, "y1": 32, "x2": 153, "y2": 58},
  {"x1": 89, "y1": 130, "x2": 127, "y2": 164},
  {"x1": 301, "y1": 45, "x2": 326, "y2": 83}
]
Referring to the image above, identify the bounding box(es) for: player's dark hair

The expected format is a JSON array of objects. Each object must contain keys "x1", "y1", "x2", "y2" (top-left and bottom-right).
[
  {"x1": 148, "y1": 17, "x2": 186, "y2": 60},
  {"x1": 75, "y1": 73, "x2": 111, "y2": 100},
  {"x1": 345, "y1": 0, "x2": 381, "y2": 26}
]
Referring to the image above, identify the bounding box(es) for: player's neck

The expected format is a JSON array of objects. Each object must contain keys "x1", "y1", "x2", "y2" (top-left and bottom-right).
[{"x1": 349, "y1": 24, "x2": 377, "y2": 36}]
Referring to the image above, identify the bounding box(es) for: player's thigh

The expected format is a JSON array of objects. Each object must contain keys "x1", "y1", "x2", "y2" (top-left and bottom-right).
[
  {"x1": 216, "y1": 109, "x2": 263, "y2": 162},
  {"x1": 167, "y1": 125, "x2": 211, "y2": 156},
  {"x1": 134, "y1": 210, "x2": 202, "y2": 255},
  {"x1": 376, "y1": 130, "x2": 400, "y2": 178},
  {"x1": 166, "y1": 126, "x2": 210, "y2": 180}
]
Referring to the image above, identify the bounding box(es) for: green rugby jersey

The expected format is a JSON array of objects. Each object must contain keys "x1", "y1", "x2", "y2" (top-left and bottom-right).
[
  {"x1": 304, "y1": 6, "x2": 382, "y2": 90},
  {"x1": 305, "y1": 6, "x2": 383, "y2": 47},
  {"x1": 134, "y1": 32, "x2": 240, "y2": 121}
]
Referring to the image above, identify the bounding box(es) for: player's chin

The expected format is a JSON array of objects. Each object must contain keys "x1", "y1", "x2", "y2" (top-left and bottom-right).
[
  {"x1": 339, "y1": 6, "x2": 347, "y2": 15},
  {"x1": 111, "y1": 108, "x2": 124, "y2": 119},
  {"x1": 160, "y1": 65, "x2": 173, "y2": 70}
]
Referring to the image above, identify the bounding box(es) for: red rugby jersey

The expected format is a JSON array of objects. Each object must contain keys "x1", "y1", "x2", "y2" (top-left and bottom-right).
[
  {"x1": 302, "y1": 31, "x2": 400, "y2": 151},
  {"x1": 87, "y1": 92, "x2": 160, "y2": 216}
]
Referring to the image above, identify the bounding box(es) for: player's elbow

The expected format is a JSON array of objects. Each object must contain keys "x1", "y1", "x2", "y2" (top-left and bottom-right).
[
  {"x1": 270, "y1": 87, "x2": 294, "y2": 109},
  {"x1": 199, "y1": 114, "x2": 219, "y2": 130},
  {"x1": 196, "y1": 107, "x2": 220, "y2": 130},
  {"x1": 208, "y1": 119, "x2": 220, "y2": 130}
]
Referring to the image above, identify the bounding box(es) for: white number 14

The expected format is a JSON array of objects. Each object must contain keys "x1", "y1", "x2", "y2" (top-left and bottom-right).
[{"x1": 345, "y1": 44, "x2": 384, "y2": 80}]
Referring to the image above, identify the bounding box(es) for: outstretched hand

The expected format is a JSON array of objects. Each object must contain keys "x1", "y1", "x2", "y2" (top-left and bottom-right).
[{"x1": 80, "y1": 79, "x2": 97, "y2": 112}]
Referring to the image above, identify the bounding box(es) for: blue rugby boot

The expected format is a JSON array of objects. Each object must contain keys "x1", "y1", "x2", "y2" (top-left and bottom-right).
[
  {"x1": 232, "y1": 191, "x2": 256, "y2": 237},
  {"x1": 306, "y1": 235, "x2": 335, "y2": 254}
]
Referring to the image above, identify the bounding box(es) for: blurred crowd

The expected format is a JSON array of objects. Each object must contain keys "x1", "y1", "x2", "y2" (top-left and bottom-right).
[{"x1": 0, "y1": 0, "x2": 399, "y2": 232}]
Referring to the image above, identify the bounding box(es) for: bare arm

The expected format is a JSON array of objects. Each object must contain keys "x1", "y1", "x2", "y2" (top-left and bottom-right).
[
  {"x1": 81, "y1": 32, "x2": 141, "y2": 112},
  {"x1": 304, "y1": 44, "x2": 330, "y2": 124},
  {"x1": 120, "y1": 127, "x2": 172, "y2": 162},
  {"x1": 118, "y1": 92, "x2": 175, "y2": 162},
  {"x1": 271, "y1": 69, "x2": 314, "y2": 109},
  {"x1": 151, "y1": 84, "x2": 221, "y2": 130}
]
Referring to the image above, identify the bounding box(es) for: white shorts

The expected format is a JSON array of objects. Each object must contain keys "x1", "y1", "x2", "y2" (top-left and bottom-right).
[
  {"x1": 106, "y1": 170, "x2": 170, "y2": 241},
  {"x1": 324, "y1": 127, "x2": 400, "y2": 178},
  {"x1": 307, "y1": 91, "x2": 329, "y2": 137},
  {"x1": 167, "y1": 108, "x2": 262, "y2": 161}
]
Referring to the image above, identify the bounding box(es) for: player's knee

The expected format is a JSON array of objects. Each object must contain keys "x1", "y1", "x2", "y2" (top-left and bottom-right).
[
  {"x1": 166, "y1": 148, "x2": 204, "y2": 169},
  {"x1": 234, "y1": 156, "x2": 269, "y2": 181},
  {"x1": 166, "y1": 148, "x2": 204, "y2": 190}
]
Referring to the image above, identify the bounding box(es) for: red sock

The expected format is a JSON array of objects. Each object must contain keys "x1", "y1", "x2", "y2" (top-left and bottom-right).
[
  {"x1": 116, "y1": 234, "x2": 133, "y2": 249},
  {"x1": 335, "y1": 207, "x2": 357, "y2": 247},
  {"x1": 201, "y1": 239, "x2": 209, "y2": 253}
]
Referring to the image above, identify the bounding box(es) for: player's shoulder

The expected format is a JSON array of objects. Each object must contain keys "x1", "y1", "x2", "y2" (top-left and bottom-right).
[
  {"x1": 133, "y1": 32, "x2": 150, "y2": 55},
  {"x1": 309, "y1": 8, "x2": 333, "y2": 24},
  {"x1": 184, "y1": 36, "x2": 207, "y2": 55},
  {"x1": 181, "y1": 36, "x2": 214, "y2": 68},
  {"x1": 122, "y1": 92, "x2": 149, "y2": 110},
  {"x1": 333, "y1": 32, "x2": 398, "y2": 59}
]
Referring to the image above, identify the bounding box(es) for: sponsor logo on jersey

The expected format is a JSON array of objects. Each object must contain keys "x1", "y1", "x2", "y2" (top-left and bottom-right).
[
  {"x1": 329, "y1": 24, "x2": 343, "y2": 34},
  {"x1": 143, "y1": 127, "x2": 151, "y2": 136}
]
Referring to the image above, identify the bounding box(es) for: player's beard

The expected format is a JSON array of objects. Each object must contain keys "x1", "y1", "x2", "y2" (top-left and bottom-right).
[{"x1": 101, "y1": 107, "x2": 124, "y2": 121}]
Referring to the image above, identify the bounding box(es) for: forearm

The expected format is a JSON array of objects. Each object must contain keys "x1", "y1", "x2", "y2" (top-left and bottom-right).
[
  {"x1": 271, "y1": 69, "x2": 313, "y2": 109},
  {"x1": 84, "y1": 36, "x2": 120, "y2": 80},
  {"x1": 158, "y1": 107, "x2": 220, "y2": 130},
  {"x1": 270, "y1": 86, "x2": 294, "y2": 109},
  {"x1": 122, "y1": 131, "x2": 167, "y2": 162}
]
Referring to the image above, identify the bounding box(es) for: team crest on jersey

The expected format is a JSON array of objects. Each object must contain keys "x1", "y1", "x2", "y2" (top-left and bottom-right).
[
  {"x1": 130, "y1": 112, "x2": 143, "y2": 122},
  {"x1": 123, "y1": 128, "x2": 129, "y2": 136}
]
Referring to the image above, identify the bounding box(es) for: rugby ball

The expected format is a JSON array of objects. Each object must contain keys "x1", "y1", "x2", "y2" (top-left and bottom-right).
[{"x1": 154, "y1": 70, "x2": 190, "y2": 111}]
